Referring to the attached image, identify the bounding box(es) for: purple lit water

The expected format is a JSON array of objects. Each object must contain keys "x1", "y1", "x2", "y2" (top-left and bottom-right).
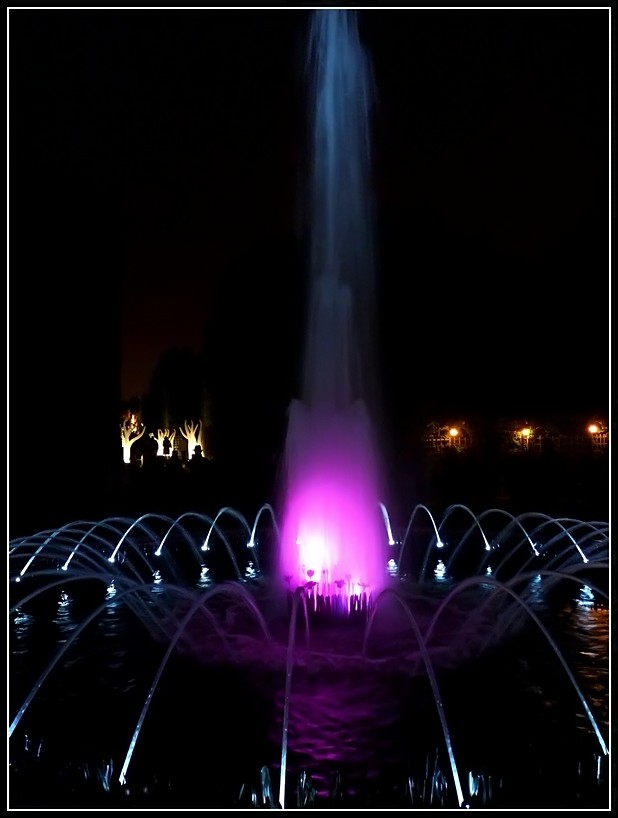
[
  {"x1": 9, "y1": 572, "x2": 609, "y2": 808},
  {"x1": 279, "y1": 10, "x2": 385, "y2": 599}
]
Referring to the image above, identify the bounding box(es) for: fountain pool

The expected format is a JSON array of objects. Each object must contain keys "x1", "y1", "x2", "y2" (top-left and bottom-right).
[{"x1": 9, "y1": 503, "x2": 609, "y2": 809}]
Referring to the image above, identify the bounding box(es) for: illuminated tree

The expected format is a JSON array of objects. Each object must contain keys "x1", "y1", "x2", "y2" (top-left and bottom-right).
[
  {"x1": 120, "y1": 414, "x2": 146, "y2": 464},
  {"x1": 180, "y1": 419, "x2": 204, "y2": 460},
  {"x1": 150, "y1": 427, "x2": 176, "y2": 457},
  {"x1": 200, "y1": 388, "x2": 215, "y2": 460}
]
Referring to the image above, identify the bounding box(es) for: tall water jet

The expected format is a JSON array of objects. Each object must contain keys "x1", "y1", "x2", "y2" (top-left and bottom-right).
[{"x1": 279, "y1": 10, "x2": 385, "y2": 605}]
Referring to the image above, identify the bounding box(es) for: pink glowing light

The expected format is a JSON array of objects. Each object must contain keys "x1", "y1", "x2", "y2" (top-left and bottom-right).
[{"x1": 280, "y1": 403, "x2": 385, "y2": 601}]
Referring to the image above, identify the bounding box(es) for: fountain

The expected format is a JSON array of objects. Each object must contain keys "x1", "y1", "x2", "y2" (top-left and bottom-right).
[
  {"x1": 8, "y1": 10, "x2": 609, "y2": 810},
  {"x1": 8, "y1": 504, "x2": 610, "y2": 808},
  {"x1": 278, "y1": 10, "x2": 384, "y2": 608}
]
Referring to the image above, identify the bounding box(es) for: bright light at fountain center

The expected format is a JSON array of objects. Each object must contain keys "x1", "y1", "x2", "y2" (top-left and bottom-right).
[
  {"x1": 279, "y1": 10, "x2": 385, "y2": 603},
  {"x1": 280, "y1": 402, "x2": 383, "y2": 597}
]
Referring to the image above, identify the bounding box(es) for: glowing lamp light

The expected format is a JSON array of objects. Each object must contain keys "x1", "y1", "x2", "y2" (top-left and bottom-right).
[
  {"x1": 516, "y1": 425, "x2": 533, "y2": 451},
  {"x1": 588, "y1": 423, "x2": 599, "y2": 434},
  {"x1": 449, "y1": 427, "x2": 459, "y2": 437}
]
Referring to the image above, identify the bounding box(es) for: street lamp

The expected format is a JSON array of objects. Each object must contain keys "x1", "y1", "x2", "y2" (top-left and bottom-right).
[
  {"x1": 587, "y1": 420, "x2": 608, "y2": 451},
  {"x1": 518, "y1": 426, "x2": 532, "y2": 451}
]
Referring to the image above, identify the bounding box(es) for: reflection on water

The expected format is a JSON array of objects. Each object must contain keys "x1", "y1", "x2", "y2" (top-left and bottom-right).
[
  {"x1": 260, "y1": 586, "x2": 609, "y2": 806},
  {"x1": 9, "y1": 574, "x2": 609, "y2": 809},
  {"x1": 560, "y1": 588, "x2": 609, "y2": 736}
]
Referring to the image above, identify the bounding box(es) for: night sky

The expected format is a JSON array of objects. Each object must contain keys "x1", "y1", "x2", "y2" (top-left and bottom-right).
[{"x1": 9, "y1": 8, "x2": 610, "y2": 530}]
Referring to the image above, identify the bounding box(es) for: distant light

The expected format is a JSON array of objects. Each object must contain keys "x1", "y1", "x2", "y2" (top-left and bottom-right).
[
  {"x1": 521, "y1": 427, "x2": 531, "y2": 438},
  {"x1": 588, "y1": 423, "x2": 599, "y2": 434},
  {"x1": 449, "y1": 427, "x2": 459, "y2": 437}
]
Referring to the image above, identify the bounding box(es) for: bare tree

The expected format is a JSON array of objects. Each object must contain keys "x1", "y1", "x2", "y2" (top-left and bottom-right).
[
  {"x1": 120, "y1": 415, "x2": 146, "y2": 464},
  {"x1": 150, "y1": 427, "x2": 176, "y2": 457},
  {"x1": 180, "y1": 419, "x2": 204, "y2": 460}
]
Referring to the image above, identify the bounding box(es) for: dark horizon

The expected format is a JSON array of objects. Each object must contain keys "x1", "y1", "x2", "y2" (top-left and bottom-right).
[{"x1": 8, "y1": 8, "x2": 610, "y2": 533}]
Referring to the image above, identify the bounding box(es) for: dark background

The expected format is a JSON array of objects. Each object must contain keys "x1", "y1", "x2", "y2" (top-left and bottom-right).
[{"x1": 9, "y1": 9, "x2": 610, "y2": 535}]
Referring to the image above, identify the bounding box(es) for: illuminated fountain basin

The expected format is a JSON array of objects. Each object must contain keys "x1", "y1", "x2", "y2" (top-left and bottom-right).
[{"x1": 9, "y1": 504, "x2": 609, "y2": 808}]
